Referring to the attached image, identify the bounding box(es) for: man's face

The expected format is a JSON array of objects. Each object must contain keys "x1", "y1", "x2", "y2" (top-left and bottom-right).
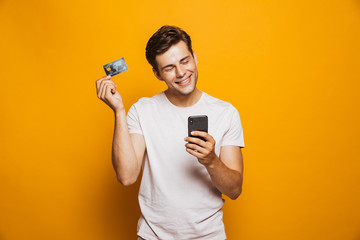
[{"x1": 153, "y1": 41, "x2": 198, "y2": 97}]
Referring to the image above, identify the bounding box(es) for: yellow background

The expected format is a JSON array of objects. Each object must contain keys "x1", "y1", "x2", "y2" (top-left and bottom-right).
[{"x1": 1, "y1": 0, "x2": 360, "y2": 239}]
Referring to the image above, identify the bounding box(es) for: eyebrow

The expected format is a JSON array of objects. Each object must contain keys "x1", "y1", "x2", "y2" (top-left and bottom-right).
[{"x1": 161, "y1": 55, "x2": 191, "y2": 70}]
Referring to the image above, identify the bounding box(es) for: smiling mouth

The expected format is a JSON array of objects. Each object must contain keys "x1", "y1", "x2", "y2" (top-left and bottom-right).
[{"x1": 176, "y1": 75, "x2": 191, "y2": 86}]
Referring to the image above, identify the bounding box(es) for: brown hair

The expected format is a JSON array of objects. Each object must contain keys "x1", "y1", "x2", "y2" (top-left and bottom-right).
[{"x1": 146, "y1": 25, "x2": 193, "y2": 72}]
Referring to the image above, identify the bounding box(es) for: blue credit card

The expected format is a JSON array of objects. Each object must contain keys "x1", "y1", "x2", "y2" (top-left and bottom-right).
[{"x1": 103, "y1": 57, "x2": 128, "y2": 76}]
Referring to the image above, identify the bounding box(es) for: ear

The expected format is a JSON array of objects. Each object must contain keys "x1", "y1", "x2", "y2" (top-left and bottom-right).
[
  {"x1": 192, "y1": 51, "x2": 198, "y2": 66},
  {"x1": 152, "y1": 68, "x2": 163, "y2": 81}
]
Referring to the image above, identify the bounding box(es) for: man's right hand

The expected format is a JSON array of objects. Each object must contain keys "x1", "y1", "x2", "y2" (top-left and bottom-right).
[{"x1": 96, "y1": 76, "x2": 124, "y2": 113}]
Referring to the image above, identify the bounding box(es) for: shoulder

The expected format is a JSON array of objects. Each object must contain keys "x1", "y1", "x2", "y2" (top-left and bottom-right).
[
  {"x1": 128, "y1": 92, "x2": 165, "y2": 115},
  {"x1": 132, "y1": 92, "x2": 164, "y2": 107},
  {"x1": 202, "y1": 92, "x2": 238, "y2": 113}
]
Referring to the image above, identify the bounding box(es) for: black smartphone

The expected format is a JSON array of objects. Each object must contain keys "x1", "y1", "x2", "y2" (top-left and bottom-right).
[{"x1": 188, "y1": 115, "x2": 208, "y2": 142}]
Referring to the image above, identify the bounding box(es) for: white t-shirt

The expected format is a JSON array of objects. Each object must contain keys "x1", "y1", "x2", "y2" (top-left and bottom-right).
[{"x1": 127, "y1": 91, "x2": 245, "y2": 240}]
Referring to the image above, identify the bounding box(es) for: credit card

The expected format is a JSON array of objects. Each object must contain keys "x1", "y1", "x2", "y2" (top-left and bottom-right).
[{"x1": 103, "y1": 57, "x2": 128, "y2": 76}]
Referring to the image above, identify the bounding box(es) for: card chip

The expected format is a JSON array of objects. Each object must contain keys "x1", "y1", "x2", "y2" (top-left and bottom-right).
[{"x1": 103, "y1": 57, "x2": 128, "y2": 77}]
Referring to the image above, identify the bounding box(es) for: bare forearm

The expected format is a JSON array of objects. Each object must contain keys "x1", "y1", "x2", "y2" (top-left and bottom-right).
[
  {"x1": 112, "y1": 110, "x2": 141, "y2": 185},
  {"x1": 205, "y1": 157, "x2": 243, "y2": 200},
  {"x1": 185, "y1": 131, "x2": 243, "y2": 199}
]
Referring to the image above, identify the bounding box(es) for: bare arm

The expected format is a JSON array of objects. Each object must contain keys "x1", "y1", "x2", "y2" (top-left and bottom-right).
[
  {"x1": 112, "y1": 111, "x2": 145, "y2": 185},
  {"x1": 96, "y1": 76, "x2": 145, "y2": 186},
  {"x1": 185, "y1": 131, "x2": 243, "y2": 199}
]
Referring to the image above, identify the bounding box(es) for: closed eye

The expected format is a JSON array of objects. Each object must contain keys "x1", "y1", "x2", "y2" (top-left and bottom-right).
[
  {"x1": 164, "y1": 66, "x2": 174, "y2": 72},
  {"x1": 180, "y1": 56, "x2": 190, "y2": 64}
]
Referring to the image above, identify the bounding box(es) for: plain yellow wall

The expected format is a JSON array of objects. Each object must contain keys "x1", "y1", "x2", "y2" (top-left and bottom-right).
[{"x1": 1, "y1": 0, "x2": 360, "y2": 239}]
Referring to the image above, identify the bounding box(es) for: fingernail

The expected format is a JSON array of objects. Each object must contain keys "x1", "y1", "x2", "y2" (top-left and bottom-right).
[{"x1": 191, "y1": 131, "x2": 195, "y2": 135}]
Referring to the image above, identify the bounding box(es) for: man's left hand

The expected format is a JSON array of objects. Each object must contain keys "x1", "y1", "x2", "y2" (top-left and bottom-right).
[{"x1": 185, "y1": 131, "x2": 218, "y2": 167}]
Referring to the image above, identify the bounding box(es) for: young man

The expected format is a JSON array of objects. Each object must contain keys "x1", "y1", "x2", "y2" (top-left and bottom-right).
[{"x1": 96, "y1": 25, "x2": 245, "y2": 240}]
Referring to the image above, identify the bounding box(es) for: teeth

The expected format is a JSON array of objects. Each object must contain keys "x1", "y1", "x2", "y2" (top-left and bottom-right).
[{"x1": 178, "y1": 76, "x2": 190, "y2": 84}]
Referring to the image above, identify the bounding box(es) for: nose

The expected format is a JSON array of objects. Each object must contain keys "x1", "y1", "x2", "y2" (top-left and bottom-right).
[{"x1": 176, "y1": 65, "x2": 186, "y2": 78}]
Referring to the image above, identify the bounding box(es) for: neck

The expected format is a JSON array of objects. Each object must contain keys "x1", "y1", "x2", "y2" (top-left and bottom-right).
[{"x1": 165, "y1": 88, "x2": 202, "y2": 107}]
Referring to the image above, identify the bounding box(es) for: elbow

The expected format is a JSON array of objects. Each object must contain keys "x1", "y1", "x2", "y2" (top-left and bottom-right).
[
  {"x1": 229, "y1": 177, "x2": 243, "y2": 200},
  {"x1": 230, "y1": 192, "x2": 241, "y2": 200},
  {"x1": 229, "y1": 187, "x2": 242, "y2": 200},
  {"x1": 117, "y1": 175, "x2": 136, "y2": 186}
]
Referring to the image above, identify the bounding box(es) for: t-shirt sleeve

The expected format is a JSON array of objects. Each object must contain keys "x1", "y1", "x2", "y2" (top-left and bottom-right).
[
  {"x1": 221, "y1": 106, "x2": 245, "y2": 147},
  {"x1": 126, "y1": 103, "x2": 143, "y2": 135}
]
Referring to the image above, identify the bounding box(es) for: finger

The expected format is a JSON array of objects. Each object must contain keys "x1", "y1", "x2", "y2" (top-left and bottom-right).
[
  {"x1": 96, "y1": 76, "x2": 111, "y2": 91},
  {"x1": 96, "y1": 79, "x2": 103, "y2": 95},
  {"x1": 98, "y1": 80, "x2": 108, "y2": 99},
  {"x1": 105, "y1": 84, "x2": 115, "y2": 100},
  {"x1": 99, "y1": 81, "x2": 116, "y2": 100},
  {"x1": 191, "y1": 131, "x2": 214, "y2": 143},
  {"x1": 97, "y1": 81, "x2": 105, "y2": 99},
  {"x1": 185, "y1": 142, "x2": 203, "y2": 152},
  {"x1": 185, "y1": 136, "x2": 207, "y2": 148},
  {"x1": 186, "y1": 147, "x2": 203, "y2": 158},
  {"x1": 102, "y1": 84, "x2": 109, "y2": 100},
  {"x1": 97, "y1": 79, "x2": 111, "y2": 99},
  {"x1": 102, "y1": 83, "x2": 114, "y2": 100},
  {"x1": 96, "y1": 77, "x2": 105, "y2": 91},
  {"x1": 107, "y1": 82, "x2": 117, "y2": 95},
  {"x1": 100, "y1": 79, "x2": 117, "y2": 88},
  {"x1": 189, "y1": 141, "x2": 212, "y2": 155},
  {"x1": 101, "y1": 83, "x2": 112, "y2": 100}
]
